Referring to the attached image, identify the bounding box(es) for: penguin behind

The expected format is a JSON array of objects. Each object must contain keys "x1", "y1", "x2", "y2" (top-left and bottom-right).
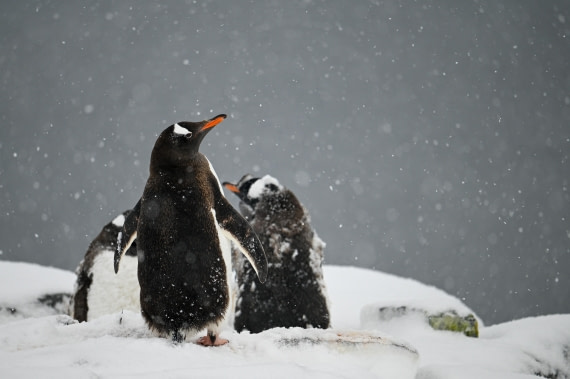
[
  {"x1": 70, "y1": 210, "x2": 140, "y2": 322},
  {"x1": 223, "y1": 174, "x2": 330, "y2": 333},
  {"x1": 115, "y1": 115, "x2": 267, "y2": 346}
]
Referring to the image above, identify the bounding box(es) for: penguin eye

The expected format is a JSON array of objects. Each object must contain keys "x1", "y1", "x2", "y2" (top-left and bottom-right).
[{"x1": 185, "y1": 132, "x2": 193, "y2": 139}]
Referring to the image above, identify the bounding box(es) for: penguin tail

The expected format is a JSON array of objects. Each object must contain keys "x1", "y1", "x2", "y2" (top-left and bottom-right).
[{"x1": 172, "y1": 330, "x2": 185, "y2": 343}]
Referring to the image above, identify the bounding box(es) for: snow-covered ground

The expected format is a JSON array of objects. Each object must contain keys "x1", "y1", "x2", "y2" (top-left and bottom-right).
[{"x1": 0, "y1": 261, "x2": 568, "y2": 378}]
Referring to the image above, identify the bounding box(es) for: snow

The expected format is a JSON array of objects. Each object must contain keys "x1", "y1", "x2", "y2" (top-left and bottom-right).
[
  {"x1": 247, "y1": 175, "x2": 283, "y2": 199},
  {"x1": 0, "y1": 261, "x2": 74, "y2": 304},
  {"x1": 310, "y1": 231, "x2": 331, "y2": 314},
  {"x1": 173, "y1": 123, "x2": 190, "y2": 135},
  {"x1": 1, "y1": 261, "x2": 569, "y2": 378},
  {"x1": 325, "y1": 265, "x2": 481, "y2": 329}
]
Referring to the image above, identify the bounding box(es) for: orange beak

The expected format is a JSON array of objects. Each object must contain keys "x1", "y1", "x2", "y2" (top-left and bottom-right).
[
  {"x1": 223, "y1": 182, "x2": 240, "y2": 194},
  {"x1": 201, "y1": 114, "x2": 227, "y2": 131}
]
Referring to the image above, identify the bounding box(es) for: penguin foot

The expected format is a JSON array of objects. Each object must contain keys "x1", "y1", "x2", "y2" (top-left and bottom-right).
[{"x1": 197, "y1": 332, "x2": 228, "y2": 346}]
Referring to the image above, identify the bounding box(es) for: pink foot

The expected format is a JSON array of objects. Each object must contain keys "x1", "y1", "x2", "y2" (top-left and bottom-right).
[{"x1": 197, "y1": 334, "x2": 228, "y2": 346}]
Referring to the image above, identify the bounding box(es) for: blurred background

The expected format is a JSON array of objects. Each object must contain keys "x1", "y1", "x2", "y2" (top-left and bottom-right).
[{"x1": 1, "y1": 1, "x2": 568, "y2": 325}]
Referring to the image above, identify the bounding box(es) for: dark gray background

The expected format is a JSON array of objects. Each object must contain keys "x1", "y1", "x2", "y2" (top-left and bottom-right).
[{"x1": 1, "y1": 1, "x2": 568, "y2": 325}]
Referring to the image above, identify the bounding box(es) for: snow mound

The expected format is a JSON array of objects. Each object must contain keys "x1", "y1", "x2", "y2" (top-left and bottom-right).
[
  {"x1": 0, "y1": 261, "x2": 74, "y2": 323},
  {"x1": 0, "y1": 261, "x2": 75, "y2": 303},
  {"x1": 323, "y1": 265, "x2": 481, "y2": 328},
  {"x1": 479, "y1": 315, "x2": 570, "y2": 378},
  {"x1": 0, "y1": 311, "x2": 418, "y2": 379},
  {"x1": 1, "y1": 261, "x2": 569, "y2": 378}
]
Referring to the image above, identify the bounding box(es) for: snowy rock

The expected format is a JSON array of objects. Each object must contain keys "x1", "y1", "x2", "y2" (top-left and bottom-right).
[
  {"x1": 323, "y1": 265, "x2": 482, "y2": 329},
  {"x1": 427, "y1": 311, "x2": 478, "y2": 337},
  {"x1": 0, "y1": 309, "x2": 419, "y2": 379},
  {"x1": 413, "y1": 315, "x2": 570, "y2": 378},
  {"x1": 361, "y1": 305, "x2": 479, "y2": 337},
  {"x1": 234, "y1": 327, "x2": 419, "y2": 379},
  {"x1": 0, "y1": 261, "x2": 74, "y2": 324}
]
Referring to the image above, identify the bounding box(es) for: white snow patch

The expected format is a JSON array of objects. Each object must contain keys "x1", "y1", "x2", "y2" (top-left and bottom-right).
[
  {"x1": 83, "y1": 104, "x2": 94, "y2": 114},
  {"x1": 310, "y1": 231, "x2": 331, "y2": 316},
  {"x1": 0, "y1": 261, "x2": 74, "y2": 304},
  {"x1": 248, "y1": 174, "x2": 283, "y2": 198}
]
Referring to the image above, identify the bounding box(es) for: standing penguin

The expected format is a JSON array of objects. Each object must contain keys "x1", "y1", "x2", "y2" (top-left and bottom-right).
[
  {"x1": 115, "y1": 114, "x2": 267, "y2": 346},
  {"x1": 70, "y1": 210, "x2": 140, "y2": 322},
  {"x1": 223, "y1": 174, "x2": 330, "y2": 333}
]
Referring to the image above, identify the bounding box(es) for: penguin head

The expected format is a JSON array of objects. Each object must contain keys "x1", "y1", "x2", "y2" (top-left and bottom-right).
[
  {"x1": 223, "y1": 174, "x2": 283, "y2": 216},
  {"x1": 150, "y1": 114, "x2": 226, "y2": 171},
  {"x1": 224, "y1": 175, "x2": 306, "y2": 226}
]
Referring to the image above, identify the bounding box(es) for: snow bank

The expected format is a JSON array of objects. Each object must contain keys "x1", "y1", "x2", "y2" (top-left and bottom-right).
[
  {"x1": 0, "y1": 312, "x2": 417, "y2": 379},
  {"x1": 323, "y1": 265, "x2": 481, "y2": 329},
  {"x1": 0, "y1": 261, "x2": 74, "y2": 323},
  {"x1": 0, "y1": 261, "x2": 75, "y2": 303},
  {"x1": 1, "y1": 260, "x2": 569, "y2": 378}
]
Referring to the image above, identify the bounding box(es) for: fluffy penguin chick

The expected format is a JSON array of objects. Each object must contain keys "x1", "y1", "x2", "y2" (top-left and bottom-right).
[
  {"x1": 70, "y1": 210, "x2": 139, "y2": 322},
  {"x1": 223, "y1": 174, "x2": 330, "y2": 333},
  {"x1": 115, "y1": 115, "x2": 267, "y2": 346}
]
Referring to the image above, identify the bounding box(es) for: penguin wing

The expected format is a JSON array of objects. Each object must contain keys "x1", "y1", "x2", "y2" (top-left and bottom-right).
[
  {"x1": 114, "y1": 199, "x2": 140, "y2": 273},
  {"x1": 214, "y1": 196, "x2": 268, "y2": 283},
  {"x1": 71, "y1": 267, "x2": 92, "y2": 322}
]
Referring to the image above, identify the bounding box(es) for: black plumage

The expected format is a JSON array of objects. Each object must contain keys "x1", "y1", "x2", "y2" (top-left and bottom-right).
[
  {"x1": 115, "y1": 115, "x2": 267, "y2": 345},
  {"x1": 223, "y1": 174, "x2": 330, "y2": 333}
]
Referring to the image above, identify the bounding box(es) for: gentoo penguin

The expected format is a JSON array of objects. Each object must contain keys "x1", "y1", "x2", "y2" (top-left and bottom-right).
[
  {"x1": 115, "y1": 114, "x2": 267, "y2": 346},
  {"x1": 223, "y1": 174, "x2": 330, "y2": 333},
  {"x1": 70, "y1": 210, "x2": 140, "y2": 322}
]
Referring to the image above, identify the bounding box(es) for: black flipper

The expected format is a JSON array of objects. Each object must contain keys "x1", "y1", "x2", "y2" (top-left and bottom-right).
[
  {"x1": 213, "y1": 196, "x2": 268, "y2": 283},
  {"x1": 72, "y1": 269, "x2": 92, "y2": 322},
  {"x1": 114, "y1": 199, "x2": 141, "y2": 273}
]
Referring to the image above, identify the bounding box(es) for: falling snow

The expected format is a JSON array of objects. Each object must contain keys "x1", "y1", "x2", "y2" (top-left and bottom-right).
[{"x1": 0, "y1": 1, "x2": 569, "y2": 327}]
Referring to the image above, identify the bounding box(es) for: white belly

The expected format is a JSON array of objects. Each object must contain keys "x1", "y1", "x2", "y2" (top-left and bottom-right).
[
  {"x1": 87, "y1": 250, "x2": 140, "y2": 320},
  {"x1": 210, "y1": 208, "x2": 235, "y2": 330}
]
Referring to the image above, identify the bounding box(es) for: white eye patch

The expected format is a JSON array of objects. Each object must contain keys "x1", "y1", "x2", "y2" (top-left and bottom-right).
[
  {"x1": 173, "y1": 123, "x2": 191, "y2": 135},
  {"x1": 112, "y1": 214, "x2": 126, "y2": 227}
]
